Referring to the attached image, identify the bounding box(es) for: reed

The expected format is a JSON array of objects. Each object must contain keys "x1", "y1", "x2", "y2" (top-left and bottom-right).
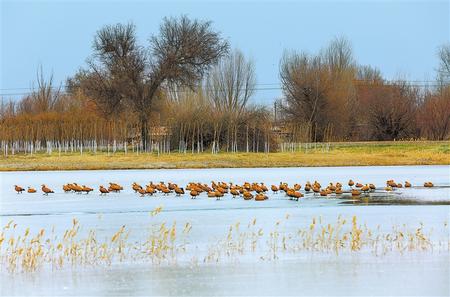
[{"x1": 1, "y1": 214, "x2": 448, "y2": 273}]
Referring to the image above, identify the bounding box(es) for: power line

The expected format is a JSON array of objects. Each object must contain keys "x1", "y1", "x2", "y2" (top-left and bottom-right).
[
  {"x1": 0, "y1": 80, "x2": 444, "y2": 92},
  {"x1": 0, "y1": 80, "x2": 446, "y2": 98}
]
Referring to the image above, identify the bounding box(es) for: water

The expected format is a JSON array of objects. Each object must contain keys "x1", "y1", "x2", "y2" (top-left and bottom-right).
[{"x1": 1, "y1": 165, "x2": 449, "y2": 296}]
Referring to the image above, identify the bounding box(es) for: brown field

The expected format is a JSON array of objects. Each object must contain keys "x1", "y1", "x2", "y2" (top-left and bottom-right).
[{"x1": 0, "y1": 141, "x2": 449, "y2": 171}]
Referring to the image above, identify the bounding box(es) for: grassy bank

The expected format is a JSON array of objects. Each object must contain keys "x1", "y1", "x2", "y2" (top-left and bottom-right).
[{"x1": 0, "y1": 141, "x2": 449, "y2": 171}]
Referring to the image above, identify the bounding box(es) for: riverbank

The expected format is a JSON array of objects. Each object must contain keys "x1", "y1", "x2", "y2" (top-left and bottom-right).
[{"x1": 1, "y1": 141, "x2": 448, "y2": 171}]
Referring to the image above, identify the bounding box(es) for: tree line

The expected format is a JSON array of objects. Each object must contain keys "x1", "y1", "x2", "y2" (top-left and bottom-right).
[{"x1": 1, "y1": 16, "x2": 449, "y2": 156}]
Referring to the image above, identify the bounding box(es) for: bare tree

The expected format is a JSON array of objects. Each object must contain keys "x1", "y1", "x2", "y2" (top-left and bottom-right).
[
  {"x1": 207, "y1": 49, "x2": 256, "y2": 114},
  {"x1": 76, "y1": 16, "x2": 228, "y2": 150},
  {"x1": 437, "y1": 43, "x2": 450, "y2": 87},
  {"x1": 367, "y1": 81, "x2": 418, "y2": 140},
  {"x1": 280, "y1": 51, "x2": 330, "y2": 141},
  {"x1": 30, "y1": 66, "x2": 61, "y2": 113},
  {"x1": 357, "y1": 65, "x2": 383, "y2": 83}
]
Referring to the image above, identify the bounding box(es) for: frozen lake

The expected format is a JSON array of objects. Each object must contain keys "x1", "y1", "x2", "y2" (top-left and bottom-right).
[{"x1": 1, "y1": 165, "x2": 449, "y2": 296}]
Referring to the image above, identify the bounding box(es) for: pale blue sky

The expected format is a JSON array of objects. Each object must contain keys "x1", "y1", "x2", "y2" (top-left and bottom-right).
[{"x1": 1, "y1": 0, "x2": 449, "y2": 105}]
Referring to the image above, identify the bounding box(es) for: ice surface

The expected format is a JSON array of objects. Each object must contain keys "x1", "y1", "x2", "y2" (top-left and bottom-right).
[{"x1": 1, "y1": 165, "x2": 449, "y2": 296}]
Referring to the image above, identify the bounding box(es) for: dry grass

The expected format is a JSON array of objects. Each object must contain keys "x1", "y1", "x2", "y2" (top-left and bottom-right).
[
  {"x1": 0, "y1": 141, "x2": 449, "y2": 171},
  {"x1": 2, "y1": 214, "x2": 448, "y2": 273}
]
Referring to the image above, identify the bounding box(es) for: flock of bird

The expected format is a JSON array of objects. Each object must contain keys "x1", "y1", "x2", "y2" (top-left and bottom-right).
[{"x1": 13, "y1": 179, "x2": 435, "y2": 200}]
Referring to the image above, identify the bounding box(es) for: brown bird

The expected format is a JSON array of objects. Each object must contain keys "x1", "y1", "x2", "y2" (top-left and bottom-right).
[
  {"x1": 137, "y1": 188, "x2": 146, "y2": 197},
  {"x1": 292, "y1": 191, "x2": 303, "y2": 201},
  {"x1": 230, "y1": 188, "x2": 240, "y2": 198},
  {"x1": 145, "y1": 186, "x2": 156, "y2": 195},
  {"x1": 72, "y1": 183, "x2": 83, "y2": 193},
  {"x1": 161, "y1": 187, "x2": 171, "y2": 195},
  {"x1": 335, "y1": 187, "x2": 343, "y2": 195},
  {"x1": 304, "y1": 184, "x2": 311, "y2": 192},
  {"x1": 99, "y1": 186, "x2": 109, "y2": 195},
  {"x1": 214, "y1": 190, "x2": 224, "y2": 200},
  {"x1": 190, "y1": 190, "x2": 199, "y2": 199},
  {"x1": 355, "y1": 183, "x2": 363, "y2": 188},
  {"x1": 255, "y1": 194, "x2": 267, "y2": 201},
  {"x1": 405, "y1": 181, "x2": 412, "y2": 188},
  {"x1": 27, "y1": 187, "x2": 36, "y2": 193},
  {"x1": 271, "y1": 185, "x2": 279, "y2": 193},
  {"x1": 132, "y1": 182, "x2": 143, "y2": 193},
  {"x1": 348, "y1": 179, "x2": 355, "y2": 187},
  {"x1": 63, "y1": 184, "x2": 72, "y2": 193},
  {"x1": 243, "y1": 191, "x2": 253, "y2": 200},
  {"x1": 361, "y1": 184, "x2": 370, "y2": 193},
  {"x1": 82, "y1": 185, "x2": 93, "y2": 194},
  {"x1": 41, "y1": 184, "x2": 54, "y2": 195},
  {"x1": 175, "y1": 187, "x2": 185, "y2": 196},
  {"x1": 109, "y1": 183, "x2": 123, "y2": 193},
  {"x1": 14, "y1": 185, "x2": 25, "y2": 194},
  {"x1": 351, "y1": 189, "x2": 360, "y2": 196},
  {"x1": 424, "y1": 182, "x2": 434, "y2": 188}
]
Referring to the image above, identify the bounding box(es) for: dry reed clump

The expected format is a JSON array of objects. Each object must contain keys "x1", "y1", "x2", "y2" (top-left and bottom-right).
[
  {"x1": 1, "y1": 214, "x2": 448, "y2": 273},
  {"x1": 202, "y1": 215, "x2": 448, "y2": 264}
]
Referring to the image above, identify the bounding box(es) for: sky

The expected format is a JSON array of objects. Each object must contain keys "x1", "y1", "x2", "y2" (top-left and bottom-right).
[{"x1": 1, "y1": 0, "x2": 449, "y2": 105}]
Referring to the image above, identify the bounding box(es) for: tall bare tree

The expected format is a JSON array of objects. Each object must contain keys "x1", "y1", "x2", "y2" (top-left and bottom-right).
[
  {"x1": 437, "y1": 43, "x2": 450, "y2": 87},
  {"x1": 75, "y1": 16, "x2": 228, "y2": 150},
  {"x1": 280, "y1": 51, "x2": 330, "y2": 141},
  {"x1": 207, "y1": 49, "x2": 256, "y2": 114}
]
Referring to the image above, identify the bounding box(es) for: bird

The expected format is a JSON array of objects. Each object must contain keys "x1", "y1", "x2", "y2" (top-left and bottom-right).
[
  {"x1": 348, "y1": 179, "x2": 355, "y2": 187},
  {"x1": 145, "y1": 185, "x2": 156, "y2": 195},
  {"x1": 255, "y1": 193, "x2": 267, "y2": 201},
  {"x1": 304, "y1": 184, "x2": 311, "y2": 192},
  {"x1": 335, "y1": 187, "x2": 343, "y2": 195},
  {"x1": 190, "y1": 190, "x2": 199, "y2": 199},
  {"x1": 175, "y1": 187, "x2": 185, "y2": 196},
  {"x1": 137, "y1": 188, "x2": 146, "y2": 197},
  {"x1": 109, "y1": 183, "x2": 123, "y2": 193},
  {"x1": 82, "y1": 185, "x2": 93, "y2": 194},
  {"x1": 243, "y1": 191, "x2": 253, "y2": 200},
  {"x1": 405, "y1": 181, "x2": 412, "y2": 187},
  {"x1": 27, "y1": 187, "x2": 36, "y2": 193},
  {"x1": 214, "y1": 190, "x2": 224, "y2": 200},
  {"x1": 361, "y1": 184, "x2": 370, "y2": 193},
  {"x1": 355, "y1": 183, "x2": 363, "y2": 188},
  {"x1": 424, "y1": 182, "x2": 434, "y2": 187},
  {"x1": 72, "y1": 183, "x2": 83, "y2": 193},
  {"x1": 292, "y1": 191, "x2": 303, "y2": 201},
  {"x1": 41, "y1": 184, "x2": 54, "y2": 195},
  {"x1": 230, "y1": 188, "x2": 240, "y2": 198},
  {"x1": 132, "y1": 182, "x2": 143, "y2": 193},
  {"x1": 99, "y1": 186, "x2": 109, "y2": 195},
  {"x1": 14, "y1": 185, "x2": 25, "y2": 194},
  {"x1": 63, "y1": 184, "x2": 72, "y2": 193},
  {"x1": 351, "y1": 189, "x2": 360, "y2": 196},
  {"x1": 271, "y1": 185, "x2": 279, "y2": 193},
  {"x1": 161, "y1": 187, "x2": 171, "y2": 195}
]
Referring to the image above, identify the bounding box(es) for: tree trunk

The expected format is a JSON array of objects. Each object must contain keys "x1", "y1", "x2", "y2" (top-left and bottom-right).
[{"x1": 140, "y1": 118, "x2": 149, "y2": 151}]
